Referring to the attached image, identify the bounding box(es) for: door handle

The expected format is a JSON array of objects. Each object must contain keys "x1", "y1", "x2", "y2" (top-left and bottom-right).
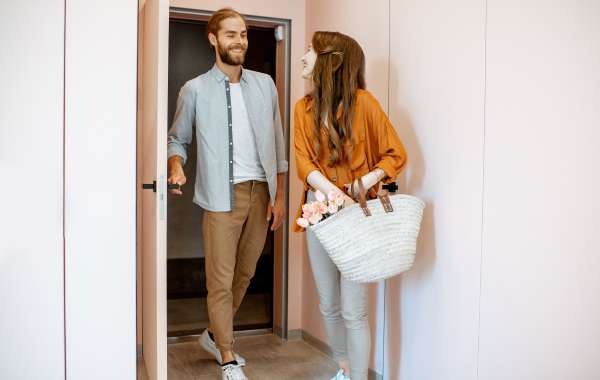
[{"x1": 141, "y1": 181, "x2": 180, "y2": 192}]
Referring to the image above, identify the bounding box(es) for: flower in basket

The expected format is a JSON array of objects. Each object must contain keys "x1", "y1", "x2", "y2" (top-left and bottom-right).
[{"x1": 296, "y1": 190, "x2": 345, "y2": 228}]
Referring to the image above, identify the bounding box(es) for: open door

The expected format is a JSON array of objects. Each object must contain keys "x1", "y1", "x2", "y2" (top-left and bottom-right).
[{"x1": 139, "y1": 0, "x2": 169, "y2": 379}]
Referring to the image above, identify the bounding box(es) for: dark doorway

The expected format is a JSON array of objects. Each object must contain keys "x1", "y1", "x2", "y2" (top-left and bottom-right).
[{"x1": 166, "y1": 18, "x2": 277, "y2": 337}]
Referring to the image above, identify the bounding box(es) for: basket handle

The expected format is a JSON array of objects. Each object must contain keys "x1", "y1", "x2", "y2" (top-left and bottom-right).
[
  {"x1": 355, "y1": 178, "x2": 394, "y2": 216},
  {"x1": 356, "y1": 178, "x2": 372, "y2": 217}
]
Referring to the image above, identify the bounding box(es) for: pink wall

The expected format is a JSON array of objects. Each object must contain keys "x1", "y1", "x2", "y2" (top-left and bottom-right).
[
  {"x1": 169, "y1": 0, "x2": 307, "y2": 332},
  {"x1": 478, "y1": 1, "x2": 600, "y2": 378},
  {"x1": 385, "y1": 1, "x2": 486, "y2": 378}
]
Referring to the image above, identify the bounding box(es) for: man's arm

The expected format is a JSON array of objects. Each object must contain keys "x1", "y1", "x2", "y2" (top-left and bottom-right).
[
  {"x1": 267, "y1": 173, "x2": 286, "y2": 231},
  {"x1": 167, "y1": 155, "x2": 186, "y2": 195},
  {"x1": 167, "y1": 81, "x2": 195, "y2": 194},
  {"x1": 270, "y1": 79, "x2": 288, "y2": 174}
]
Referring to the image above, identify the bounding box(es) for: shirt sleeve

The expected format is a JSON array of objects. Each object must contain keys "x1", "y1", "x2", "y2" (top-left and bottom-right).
[
  {"x1": 367, "y1": 94, "x2": 408, "y2": 183},
  {"x1": 167, "y1": 81, "x2": 195, "y2": 165},
  {"x1": 270, "y1": 79, "x2": 289, "y2": 173},
  {"x1": 293, "y1": 100, "x2": 321, "y2": 187}
]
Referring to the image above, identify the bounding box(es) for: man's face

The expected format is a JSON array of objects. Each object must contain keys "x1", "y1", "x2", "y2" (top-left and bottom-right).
[{"x1": 210, "y1": 17, "x2": 248, "y2": 66}]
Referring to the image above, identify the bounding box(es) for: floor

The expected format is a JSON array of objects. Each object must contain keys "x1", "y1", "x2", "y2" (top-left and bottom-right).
[
  {"x1": 167, "y1": 294, "x2": 272, "y2": 335},
  {"x1": 137, "y1": 334, "x2": 339, "y2": 380}
]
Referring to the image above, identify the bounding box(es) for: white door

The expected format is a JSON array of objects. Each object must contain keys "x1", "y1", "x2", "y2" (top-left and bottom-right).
[{"x1": 139, "y1": 0, "x2": 169, "y2": 379}]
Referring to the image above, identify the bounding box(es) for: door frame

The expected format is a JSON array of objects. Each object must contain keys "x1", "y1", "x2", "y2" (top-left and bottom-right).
[{"x1": 167, "y1": 7, "x2": 292, "y2": 340}]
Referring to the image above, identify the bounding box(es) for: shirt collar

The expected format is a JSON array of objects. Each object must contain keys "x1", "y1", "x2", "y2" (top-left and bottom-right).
[{"x1": 210, "y1": 63, "x2": 248, "y2": 84}]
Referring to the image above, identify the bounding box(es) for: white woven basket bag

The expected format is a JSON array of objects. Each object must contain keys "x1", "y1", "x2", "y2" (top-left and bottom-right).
[{"x1": 310, "y1": 180, "x2": 425, "y2": 283}]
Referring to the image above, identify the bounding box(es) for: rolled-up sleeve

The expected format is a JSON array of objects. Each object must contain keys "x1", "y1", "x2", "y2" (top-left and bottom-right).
[
  {"x1": 270, "y1": 79, "x2": 289, "y2": 173},
  {"x1": 293, "y1": 100, "x2": 320, "y2": 187},
  {"x1": 167, "y1": 81, "x2": 195, "y2": 165},
  {"x1": 369, "y1": 95, "x2": 407, "y2": 182}
]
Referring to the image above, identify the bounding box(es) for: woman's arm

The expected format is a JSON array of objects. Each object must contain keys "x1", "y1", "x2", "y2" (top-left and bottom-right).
[
  {"x1": 307, "y1": 170, "x2": 355, "y2": 205},
  {"x1": 368, "y1": 93, "x2": 408, "y2": 182}
]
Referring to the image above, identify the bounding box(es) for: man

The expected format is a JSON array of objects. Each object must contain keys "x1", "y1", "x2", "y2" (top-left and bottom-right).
[{"x1": 167, "y1": 7, "x2": 287, "y2": 380}]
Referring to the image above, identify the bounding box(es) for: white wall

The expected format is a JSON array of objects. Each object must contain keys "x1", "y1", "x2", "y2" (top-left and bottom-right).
[
  {"x1": 478, "y1": 1, "x2": 600, "y2": 379},
  {"x1": 0, "y1": 2, "x2": 66, "y2": 379},
  {"x1": 64, "y1": 1, "x2": 138, "y2": 378}
]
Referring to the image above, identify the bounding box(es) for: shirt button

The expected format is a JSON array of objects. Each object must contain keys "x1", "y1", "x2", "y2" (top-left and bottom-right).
[
  {"x1": 229, "y1": 123, "x2": 232, "y2": 126},
  {"x1": 230, "y1": 161, "x2": 233, "y2": 164},
  {"x1": 228, "y1": 105, "x2": 231, "y2": 108},
  {"x1": 230, "y1": 142, "x2": 233, "y2": 146}
]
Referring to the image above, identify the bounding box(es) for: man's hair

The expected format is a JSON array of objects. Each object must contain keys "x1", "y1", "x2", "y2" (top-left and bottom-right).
[{"x1": 207, "y1": 7, "x2": 247, "y2": 51}]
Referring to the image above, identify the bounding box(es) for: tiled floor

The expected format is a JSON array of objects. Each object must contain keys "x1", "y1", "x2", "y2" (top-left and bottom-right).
[{"x1": 138, "y1": 334, "x2": 339, "y2": 380}]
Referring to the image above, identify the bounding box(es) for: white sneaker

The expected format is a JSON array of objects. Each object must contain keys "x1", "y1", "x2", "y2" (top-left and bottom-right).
[
  {"x1": 199, "y1": 329, "x2": 246, "y2": 366},
  {"x1": 221, "y1": 362, "x2": 248, "y2": 380},
  {"x1": 331, "y1": 369, "x2": 350, "y2": 380}
]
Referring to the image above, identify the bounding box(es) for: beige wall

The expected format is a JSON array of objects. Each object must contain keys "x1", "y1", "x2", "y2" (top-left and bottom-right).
[{"x1": 169, "y1": 0, "x2": 307, "y2": 332}]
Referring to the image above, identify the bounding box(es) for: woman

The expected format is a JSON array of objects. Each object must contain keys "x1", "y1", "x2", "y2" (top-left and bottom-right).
[{"x1": 294, "y1": 31, "x2": 407, "y2": 380}]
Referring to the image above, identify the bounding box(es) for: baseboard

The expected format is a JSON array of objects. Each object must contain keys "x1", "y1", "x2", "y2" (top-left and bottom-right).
[
  {"x1": 286, "y1": 328, "x2": 303, "y2": 340},
  {"x1": 300, "y1": 330, "x2": 383, "y2": 380}
]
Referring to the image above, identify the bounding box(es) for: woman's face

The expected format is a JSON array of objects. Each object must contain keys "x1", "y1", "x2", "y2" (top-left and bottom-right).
[{"x1": 301, "y1": 44, "x2": 317, "y2": 79}]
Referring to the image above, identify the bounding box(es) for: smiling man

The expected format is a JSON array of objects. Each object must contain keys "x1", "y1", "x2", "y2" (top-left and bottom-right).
[{"x1": 166, "y1": 8, "x2": 288, "y2": 380}]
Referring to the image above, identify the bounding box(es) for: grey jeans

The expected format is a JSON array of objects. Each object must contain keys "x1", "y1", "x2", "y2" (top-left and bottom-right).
[{"x1": 305, "y1": 191, "x2": 370, "y2": 380}]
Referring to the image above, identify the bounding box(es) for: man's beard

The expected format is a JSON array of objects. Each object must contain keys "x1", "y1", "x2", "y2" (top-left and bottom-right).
[{"x1": 217, "y1": 43, "x2": 247, "y2": 65}]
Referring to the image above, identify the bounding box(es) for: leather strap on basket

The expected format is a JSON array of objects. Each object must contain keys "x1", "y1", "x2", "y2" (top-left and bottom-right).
[
  {"x1": 356, "y1": 178, "x2": 372, "y2": 217},
  {"x1": 344, "y1": 159, "x2": 394, "y2": 216},
  {"x1": 378, "y1": 191, "x2": 394, "y2": 213}
]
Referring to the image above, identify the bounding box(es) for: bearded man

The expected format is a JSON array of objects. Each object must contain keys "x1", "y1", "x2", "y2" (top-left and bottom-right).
[{"x1": 167, "y1": 7, "x2": 287, "y2": 380}]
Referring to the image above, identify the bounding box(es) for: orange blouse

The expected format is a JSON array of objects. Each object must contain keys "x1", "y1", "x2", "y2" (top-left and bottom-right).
[{"x1": 293, "y1": 89, "x2": 407, "y2": 232}]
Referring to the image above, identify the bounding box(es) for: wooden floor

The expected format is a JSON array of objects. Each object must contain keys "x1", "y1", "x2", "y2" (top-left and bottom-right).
[{"x1": 138, "y1": 334, "x2": 339, "y2": 380}]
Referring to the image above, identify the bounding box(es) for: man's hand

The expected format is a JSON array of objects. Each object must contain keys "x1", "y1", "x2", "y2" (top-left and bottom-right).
[
  {"x1": 267, "y1": 194, "x2": 285, "y2": 231},
  {"x1": 167, "y1": 156, "x2": 186, "y2": 195}
]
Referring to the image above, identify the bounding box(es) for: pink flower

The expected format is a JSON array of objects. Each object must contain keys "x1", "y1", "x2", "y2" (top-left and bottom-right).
[
  {"x1": 308, "y1": 212, "x2": 323, "y2": 225},
  {"x1": 315, "y1": 190, "x2": 326, "y2": 202},
  {"x1": 308, "y1": 202, "x2": 319, "y2": 214},
  {"x1": 316, "y1": 202, "x2": 328, "y2": 215},
  {"x1": 327, "y1": 202, "x2": 339, "y2": 214},
  {"x1": 302, "y1": 203, "x2": 312, "y2": 214},
  {"x1": 296, "y1": 218, "x2": 309, "y2": 228},
  {"x1": 327, "y1": 190, "x2": 338, "y2": 201}
]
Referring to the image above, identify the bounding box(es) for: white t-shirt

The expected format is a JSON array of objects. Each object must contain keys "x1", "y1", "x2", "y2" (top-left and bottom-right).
[{"x1": 229, "y1": 83, "x2": 267, "y2": 184}]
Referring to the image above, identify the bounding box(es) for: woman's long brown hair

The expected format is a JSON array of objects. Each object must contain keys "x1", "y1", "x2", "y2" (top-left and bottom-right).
[{"x1": 309, "y1": 31, "x2": 366, "y2": 166}]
